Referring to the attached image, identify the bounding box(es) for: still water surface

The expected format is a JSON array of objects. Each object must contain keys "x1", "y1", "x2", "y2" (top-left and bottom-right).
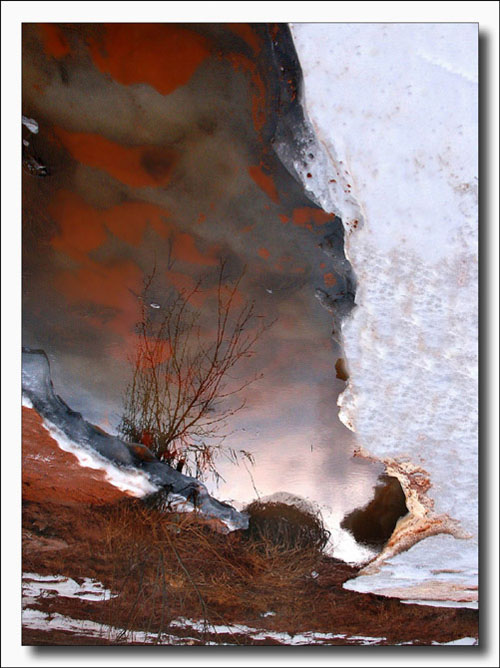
[{"x1": 22, "y1": 23, "x2": 382, "y2": 560}]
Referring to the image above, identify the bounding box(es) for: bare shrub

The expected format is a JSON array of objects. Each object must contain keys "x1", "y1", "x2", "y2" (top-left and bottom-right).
[{"x1": 118, "y1": 261, "x2": 268, "y2": 481}]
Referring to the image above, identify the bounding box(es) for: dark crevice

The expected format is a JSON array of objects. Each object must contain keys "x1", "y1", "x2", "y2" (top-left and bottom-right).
[{"x1": 340, "y1": 474, "x2": 409, "y2": 550}]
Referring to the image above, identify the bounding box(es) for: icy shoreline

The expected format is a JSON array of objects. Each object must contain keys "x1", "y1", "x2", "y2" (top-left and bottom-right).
[{"x1": 22, "y1": 348, "x2": 248, "y2": 532}]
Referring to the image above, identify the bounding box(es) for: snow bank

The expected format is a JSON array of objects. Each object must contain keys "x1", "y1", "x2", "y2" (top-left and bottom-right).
[{"x1": 290, "y1": 23, "x2": 478, "y2": 607}]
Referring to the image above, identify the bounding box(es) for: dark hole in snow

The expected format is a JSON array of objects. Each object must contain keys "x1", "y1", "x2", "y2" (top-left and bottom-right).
[{"x1": 340, "y1": 474, "x2": 408, "y2": 549}]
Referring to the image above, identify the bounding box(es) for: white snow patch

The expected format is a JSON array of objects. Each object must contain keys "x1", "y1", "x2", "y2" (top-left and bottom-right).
[
  {"x1": 22, "y1": 573, "x2": 117, "y2": 603},
  {"x1": 22, "y1": 393, "x2": 33, "y2": 409},
  {"x1": 21, "y1": 609, "x2": 200, "y2": 645},
  {"x1": 432, "y1": 637, "x2": 478, "y2": 645},
  {"x1": 170, "y1": 617, "x2": 385, "y2": 645},
  {"x1": 41, "y1": 419, "x2": 158, "y2": 497}
]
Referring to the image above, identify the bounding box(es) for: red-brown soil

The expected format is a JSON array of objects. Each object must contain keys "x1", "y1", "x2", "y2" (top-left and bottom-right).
[{"x1": 22, "y1": 406, "x2": 127, "y2": 506}]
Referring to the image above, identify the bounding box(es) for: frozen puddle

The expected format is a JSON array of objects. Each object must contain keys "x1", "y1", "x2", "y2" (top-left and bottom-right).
[{"x1": 22, "y1": 573, "x2": 117, "y2": 605}]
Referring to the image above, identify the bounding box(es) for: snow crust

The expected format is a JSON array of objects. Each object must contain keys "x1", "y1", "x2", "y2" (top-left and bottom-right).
[{"x1": 290, "y1": 23, "x2": 478, "y2": 606}]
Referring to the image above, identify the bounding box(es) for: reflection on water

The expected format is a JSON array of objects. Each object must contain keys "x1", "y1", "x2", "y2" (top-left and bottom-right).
[{"x1": 22, "y1": 23, "x2": 382, "y2": 560}]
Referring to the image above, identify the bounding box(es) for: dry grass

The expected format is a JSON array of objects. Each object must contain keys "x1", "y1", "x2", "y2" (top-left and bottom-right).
[
  {"x1": 22, "y1": 497, "x2": 479, "y2": 646},
  {"x1": 243, "y1": 500, "x2": 330, "y2": 553}
]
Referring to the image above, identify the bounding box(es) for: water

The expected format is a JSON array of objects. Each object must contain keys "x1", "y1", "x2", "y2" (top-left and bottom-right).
[{"x1": 22, "y1": 23, "x2": 382, "y2": 561}]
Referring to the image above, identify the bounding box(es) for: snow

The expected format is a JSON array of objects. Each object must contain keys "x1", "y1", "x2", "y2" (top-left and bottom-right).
[
  {"x1": 22, "y1": 608, "x2": 390, "y2": 645},
  {"x1": 41, "y1": 419, "x2": 159, "y2": 498},
  {"x1": 291, "y1": 23, "x2": 478, "y2": 607},
  {"x1": 433, "y1": 637, "x2": 478, "y2": 646},
  {"x1": 22, "y1": 572, "x2": 117, "y2": 603},
  {"x1": 169, "y1": 617, "x2": 386, "y2": 645},
  {"x1": 21, "y1": 609, "x2": 201, "y2": 645}
]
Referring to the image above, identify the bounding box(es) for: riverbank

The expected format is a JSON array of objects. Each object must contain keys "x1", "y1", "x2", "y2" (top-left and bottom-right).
[{"x1": 21, "y1": 406, "x2": 478, "y2": 646}]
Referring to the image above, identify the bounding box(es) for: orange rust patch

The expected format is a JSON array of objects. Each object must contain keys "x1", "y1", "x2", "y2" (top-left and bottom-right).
[
  {"x1": 101, "y1": 201, "x2": 172, "y2": 247},
  {"x1": 49, "y1": 191, "x2": 107, "y2": 260},
  {"x1": 292, "y1": 207, "x2": 334, "y2": 227},
  {"x1": 39, "y1": 24, "x2": 70, "y2": 59},
  {"x1": 324, "y1": 272, "x2": 337, "y2": 287},
  {"x1": 55, "y1": 258, "x2": 143, "y2": 356},
  {"x1": 248, "y1": 165, "x2": 279, "y2": 203},
  {"x1": 279, "y1": 214, "x2": 289, "y2": 224},
  {"x1": 50, "y1": 192, "x2": 172, "y2": 256},
  {"x1": 173, "y1": 232, "x2": 218, "y2": 267},
  {"x1": 320, "y1": 262, "x2": 326, "y2": 269},
  {"x1": 258, "y1": 247, "x2": 270, "y2": 260},
  {"x1": 89, "y1": 24, "x2": 209, "y2": 96},
  {"x1": 54, "y1": 127, "x2": 177, "y2": 188}
]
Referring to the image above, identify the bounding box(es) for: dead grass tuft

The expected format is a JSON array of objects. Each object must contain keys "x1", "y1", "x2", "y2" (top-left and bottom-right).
[{"x1": 243, "y1": 500, "x2": 330, "y2": 553}]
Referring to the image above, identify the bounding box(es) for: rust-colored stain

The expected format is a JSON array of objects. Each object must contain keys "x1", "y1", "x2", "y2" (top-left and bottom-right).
[
  {"x1": 248, "y1": 165, "x2": 279, "y2": 203},
  {"x1": 258, "y1": 247, "x2": 270, "y2": 259},
  {"x1": 89, "y1": 24, "x2": 210, "y2": 96},
  {"x1": 55, "y1": 258, "x2": 143, "y2": 357},
  {"x1": 279, "y1": 214, "x2": 289, "y2": 224},
  {"x1": 101, "y1": 201, "x2": 171, "y2": 247},
  {"x1": 323, "y1": 272, "x2": 337, "y2": 287},
  {"x1": 173, "y1": 232, "x2": 218, "y2": 266},
  {"x1": 292, "y1": 207, "x2": 335, "y2": 227},
  {"x1": 49, "y1": 191, "x2": 172, "y2": 255},
  {"x1": 39, "y1": 23, "x2": 70, "y2": 59},
  {"x1": 49, "y1": 191, "x2": 107, "y2": 260},
  {"x1": 54, "y1": 127, "x2": 177, "y2": 188},
  {"x1": 228, "y1": 23, "x2": 261, "y2": 54}
]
